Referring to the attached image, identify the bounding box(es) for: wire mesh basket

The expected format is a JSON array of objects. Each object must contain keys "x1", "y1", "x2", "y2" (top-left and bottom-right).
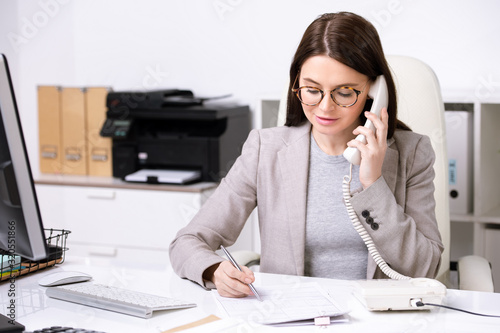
[{"x1": 0, "y1": 228, "x2": 70, "y2": 282}]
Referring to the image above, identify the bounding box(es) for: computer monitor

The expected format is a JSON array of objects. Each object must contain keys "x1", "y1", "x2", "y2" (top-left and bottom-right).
[{"x1": 0, "y1": 53, "x2": 48, "y2": 261}]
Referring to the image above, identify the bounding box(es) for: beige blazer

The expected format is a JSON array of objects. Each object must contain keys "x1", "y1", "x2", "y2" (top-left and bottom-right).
[{"x1": 169, "y1": 122, "x2": 444, "y2": 288}]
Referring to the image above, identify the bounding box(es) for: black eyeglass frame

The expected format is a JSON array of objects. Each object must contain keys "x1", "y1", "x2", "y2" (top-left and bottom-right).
[{"x1": 291, "y1": 74, "x2": 368, "y2": 108}]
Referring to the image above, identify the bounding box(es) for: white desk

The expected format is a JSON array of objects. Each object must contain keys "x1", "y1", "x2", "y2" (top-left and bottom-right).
[{"x1": 1, "y1": 255, "x2": 499, "y2": 332}]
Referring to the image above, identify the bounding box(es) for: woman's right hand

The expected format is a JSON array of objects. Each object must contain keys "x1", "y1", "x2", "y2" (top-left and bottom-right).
[{"x1": 204, "y1": 260, "x2": 256, "y2": 298}]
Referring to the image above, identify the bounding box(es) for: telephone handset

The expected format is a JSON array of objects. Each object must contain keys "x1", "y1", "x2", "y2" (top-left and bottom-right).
[{"x1": 343, "y1": 75, "x2": 389, "y2": 165}]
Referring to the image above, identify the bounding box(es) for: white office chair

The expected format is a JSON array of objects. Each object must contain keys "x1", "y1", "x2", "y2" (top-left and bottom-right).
[{"x1": 274, "y1": 55, "x2": 494, "y2": 291}]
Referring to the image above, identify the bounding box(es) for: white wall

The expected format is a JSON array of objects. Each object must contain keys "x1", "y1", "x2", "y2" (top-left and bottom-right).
[{"x1": 1, "y1": 0, "x2": 499, "y2": 178}]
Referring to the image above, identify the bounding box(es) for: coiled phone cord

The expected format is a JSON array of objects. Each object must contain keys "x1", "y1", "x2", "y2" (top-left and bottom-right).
[{"x1": 342, "y1": 164, "x2": 410, "y2": 280}]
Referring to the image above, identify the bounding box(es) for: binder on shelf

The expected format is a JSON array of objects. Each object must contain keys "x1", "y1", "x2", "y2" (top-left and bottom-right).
[
  {"x1": 445, "y1": 111, "x2": 473, "y2": 214},
  {"x1": 85, "y1": 87, "x2": 112, "y2": 176},
  {"x1": 61, "y1": 87, "x2": 87, "y2": 175},
  {"x1": 38, "y1": 86, "x2": 62, "y2": 174}
]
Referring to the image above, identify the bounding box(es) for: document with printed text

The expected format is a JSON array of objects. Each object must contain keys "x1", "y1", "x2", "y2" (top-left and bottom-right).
[{"x1": 212, "y1": 282, "x2": 349, "y2": 326}]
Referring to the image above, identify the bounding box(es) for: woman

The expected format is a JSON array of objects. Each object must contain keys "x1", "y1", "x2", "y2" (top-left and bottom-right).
[{"x1": 169, "y1": 12, "x2": 443, "y2": 298}]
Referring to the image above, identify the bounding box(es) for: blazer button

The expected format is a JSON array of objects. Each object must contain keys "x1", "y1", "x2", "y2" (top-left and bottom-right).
[
  {"x1": 361, "y1": 210, "x2": 370, "y2": 218},
  {"x1": 365, "y1": 217, "x2": 374, "y2": 224},
  {"x1": 371, "y1": 222, "x2": 379, "y2": 230}
]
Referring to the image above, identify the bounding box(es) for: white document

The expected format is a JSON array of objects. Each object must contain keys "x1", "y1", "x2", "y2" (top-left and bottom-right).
[
  {"x1": 124, "y1": 169, "x2": 201, "y2": 184},
  {"x1": 212, "y1": 282, "x2": 348, "y2": 326}
]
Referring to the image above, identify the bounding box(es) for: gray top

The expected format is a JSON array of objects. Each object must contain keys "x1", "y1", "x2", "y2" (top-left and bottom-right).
[{"x1": 304, "y1": 135, "x2": 368, "y2": 279}]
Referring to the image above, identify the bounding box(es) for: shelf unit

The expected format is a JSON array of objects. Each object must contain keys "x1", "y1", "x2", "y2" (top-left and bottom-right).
[{"x1": 445, "y1": 100, "x2": 500, "y2": 291}]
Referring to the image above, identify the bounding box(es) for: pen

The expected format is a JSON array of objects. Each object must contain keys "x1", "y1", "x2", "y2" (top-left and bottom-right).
[{"x1": 220, "y1": 245, "x2": 262, "y2": 301}]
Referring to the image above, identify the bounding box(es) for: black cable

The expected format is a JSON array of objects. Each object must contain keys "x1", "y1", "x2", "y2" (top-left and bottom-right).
[{"x1": 416, "y1": 301, "x2": 500, "y2": 318}]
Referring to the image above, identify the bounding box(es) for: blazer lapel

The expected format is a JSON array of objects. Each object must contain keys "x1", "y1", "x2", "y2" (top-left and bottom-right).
[
  {"x1": 367, "y1": 137, "x2": 399, "y2": 278},
  {"x1": 277, "y1": 123, "x2": 311, "y2": 275},
  {"x1": 381, "y1": 137, "x2": 399, "y2": 193}
]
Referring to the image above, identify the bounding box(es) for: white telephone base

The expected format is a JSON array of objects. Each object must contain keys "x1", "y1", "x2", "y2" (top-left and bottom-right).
[{"x1": 356, "y1": 278, "x2": 446, "y2": 311}]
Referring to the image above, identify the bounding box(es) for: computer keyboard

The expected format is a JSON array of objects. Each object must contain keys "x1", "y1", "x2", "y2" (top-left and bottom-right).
[
  {"x1": 26, "y1": 327, "x2": 107, "y2": 333},
  {"x1": 45, "y1": 282, "x2": 196, "y2": 318}
]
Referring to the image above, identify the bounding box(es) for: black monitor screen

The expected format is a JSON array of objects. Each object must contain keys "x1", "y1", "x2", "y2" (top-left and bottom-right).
[{"x1": 0, "y1": 54, "x2": 47, "y2": 261}]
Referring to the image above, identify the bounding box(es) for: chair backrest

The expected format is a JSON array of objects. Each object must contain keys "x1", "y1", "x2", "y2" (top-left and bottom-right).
[{"x1": 277, "y1": 55, "x2": 450, "y2": 284}]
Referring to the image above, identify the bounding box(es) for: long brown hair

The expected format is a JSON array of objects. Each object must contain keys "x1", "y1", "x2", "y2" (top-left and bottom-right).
[{"x1": 285, "y1": 12, "x2": 410, "y2": 138}]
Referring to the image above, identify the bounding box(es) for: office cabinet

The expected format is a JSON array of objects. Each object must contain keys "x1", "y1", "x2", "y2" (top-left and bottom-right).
[
  {"x1": 443, "y1": 101, "x2": 500, "y2": 290},
  {"x1": 35, "y1": 176, "x2": 256, "y2": 261},
  {"x1": 445, "y1": 104, "x2": 500, "y2": 245}
]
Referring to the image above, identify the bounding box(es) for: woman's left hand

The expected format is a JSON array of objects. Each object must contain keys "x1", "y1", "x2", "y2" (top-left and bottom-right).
[{"x1": 346, "y1": 108, "x2": 389, "y2": 189}]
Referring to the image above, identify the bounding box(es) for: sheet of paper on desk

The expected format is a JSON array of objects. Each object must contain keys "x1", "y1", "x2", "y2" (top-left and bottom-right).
[{"x1": 212, "y1": 282, "x2": 349, "y2": 326}]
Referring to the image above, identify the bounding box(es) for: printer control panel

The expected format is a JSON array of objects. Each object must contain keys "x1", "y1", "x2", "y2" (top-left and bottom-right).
[{"x1": 100, "y1": 119, "x2": 132, "y2": 138}]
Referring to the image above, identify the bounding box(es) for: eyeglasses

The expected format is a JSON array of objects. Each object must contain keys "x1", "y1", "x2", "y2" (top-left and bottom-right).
[{"x1": 292, "y1": 74, "x2": 368, "y2": 108}]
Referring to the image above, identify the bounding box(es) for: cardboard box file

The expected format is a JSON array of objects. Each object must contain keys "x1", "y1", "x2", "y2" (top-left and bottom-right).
[
  {"x1": 61, "y1": 87, "x2": 87, "y2": 175},
  {"x1": 85, "y1": 87, "x2": 112, "y2": 176},
  {"x1": 38, "y1": 86, "x2": 62, "y2": 174}
]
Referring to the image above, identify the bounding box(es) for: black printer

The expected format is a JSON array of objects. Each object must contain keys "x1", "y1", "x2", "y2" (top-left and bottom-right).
[{"x1": 100, "y1": 89, "x2": 250, "y2": 183}]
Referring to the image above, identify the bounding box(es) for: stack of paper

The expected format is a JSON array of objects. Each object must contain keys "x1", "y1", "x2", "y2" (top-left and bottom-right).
[
  {"x1": 213, "y1": 283, "x2": 349, "y2": 326},
  {"x1": 124, "y1": 169, "x2": 201, "y2": 185}
]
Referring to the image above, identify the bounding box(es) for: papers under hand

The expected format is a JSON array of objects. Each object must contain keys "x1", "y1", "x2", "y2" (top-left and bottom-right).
[{"x1": 212, "y1": 282, "x2": 349, "y2": 326}]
